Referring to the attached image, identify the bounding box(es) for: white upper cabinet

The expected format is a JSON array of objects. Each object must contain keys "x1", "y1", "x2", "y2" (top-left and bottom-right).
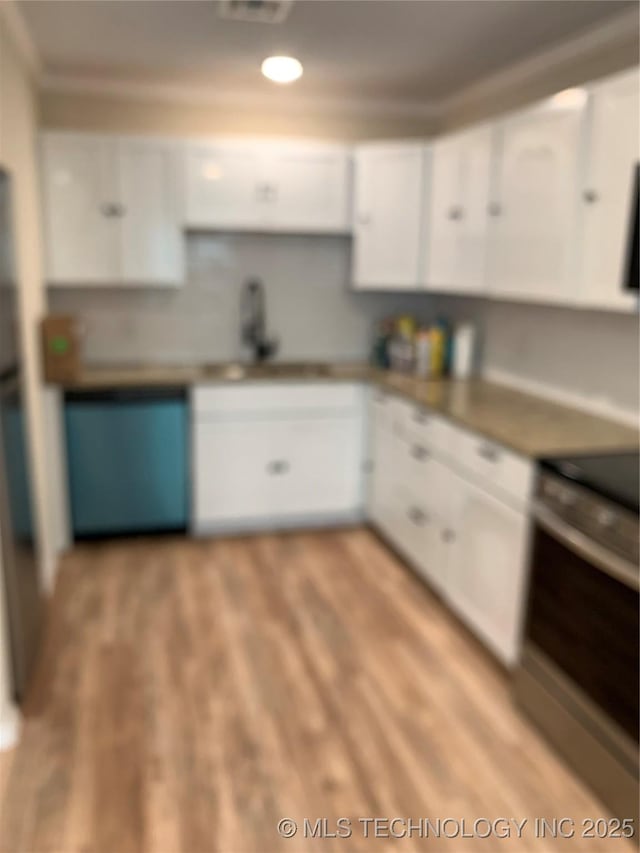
[
  {"x1": 183, "y1": 140, "x2": 351, "y2": 233},
  {"x1": 486, "y1": 94, "x2": 587, "y2": 303},
  {"x1": 184, "y1": 142, "x2": 267, "y2": 230},
  {"x1": 352, "y1": 142, "x2": 427, "y2": 290},
  {"x1": 117, "y1": 139, "x2": 184, "y2": 285},
  {"x1": 41, "y1": 133, "x2": 120, "y2": 284},
  {"x1": 580, "y1": 69, "x2": 639, "y2": 311},
  {"x1": 267, "y1": 144, "x2": 351, "y2": 232},
  {"x1": 425, "y1": 125, "x2": 493, "y2": 293},
  {"x1": 41, "y1": 132, "x2": 184, "y2": 287}
]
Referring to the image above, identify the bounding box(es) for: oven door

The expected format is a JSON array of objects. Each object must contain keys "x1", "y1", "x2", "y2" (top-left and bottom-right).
[
  {"x1": 525, "y1": 505, "x2": 639, "y2": 746},
  {"x1": 515, "y1": 506, "x2": 639, "y2": 821}
]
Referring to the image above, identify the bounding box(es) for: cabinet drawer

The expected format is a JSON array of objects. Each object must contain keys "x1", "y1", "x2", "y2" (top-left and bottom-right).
[
  {"x1": 401, "y1": 404, "x2": 454, "y2": 456},
  {"x1": 449, "y1": 426, "x2": 533, "y2": 505},
  {"x1": 193, "y1": 382, "x2": 363, "y2": 418}
]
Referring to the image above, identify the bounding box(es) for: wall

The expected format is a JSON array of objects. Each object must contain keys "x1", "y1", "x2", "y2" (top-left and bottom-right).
[
  {"x1": 0, "y1": 8, "x2": 53, "y2": 749},
  {"x1": 49, "y1": 234, "x2": 437, "y2": 364},
  {"x1": 433, "y1": 296, "x2": 639, "y2": 425},
  {"x1": 39, "y1": 89, "x2": 436, "y2": 140}
]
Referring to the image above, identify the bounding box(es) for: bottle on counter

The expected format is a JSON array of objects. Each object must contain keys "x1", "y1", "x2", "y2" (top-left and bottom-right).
[
  {"x1": 370, "y1": 318, "x2": 394, "y2": 369},
  {"x1": 389, "y1": 315, "x2": 416, "y2": 373},
  {"x1": 429, "y1": 323, "x2": 446, "y2": 378},
  {"x1": 452, "y1": 323, "x2": 476, "y2": 379},
  {"x1": 415, "y1": 328, "x2": 431, "y2": 378}
]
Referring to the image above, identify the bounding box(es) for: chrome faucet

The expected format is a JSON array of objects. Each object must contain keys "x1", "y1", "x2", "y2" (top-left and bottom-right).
[{"x1": 240, "y1": 278, "x2": 278, "y2": 362}]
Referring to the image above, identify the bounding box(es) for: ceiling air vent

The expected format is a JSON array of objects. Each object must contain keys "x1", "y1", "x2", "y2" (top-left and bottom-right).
[{"x1": 218, "y1": 0, "x2": 293, "y2": 23}]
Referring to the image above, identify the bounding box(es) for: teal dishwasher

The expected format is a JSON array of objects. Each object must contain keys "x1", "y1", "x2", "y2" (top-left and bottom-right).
[{"x1": 65, "y1": 388, "x2": 188, "y2": 538}]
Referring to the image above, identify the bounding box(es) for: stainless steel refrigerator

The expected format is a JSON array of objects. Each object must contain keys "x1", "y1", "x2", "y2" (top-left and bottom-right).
[{"x1": 0, "y1": 167, "x2": 42, "y2": 700}]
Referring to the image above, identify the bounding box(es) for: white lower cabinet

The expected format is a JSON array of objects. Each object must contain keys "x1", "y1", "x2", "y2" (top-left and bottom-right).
[
  {"x1": 192, "y1": 383, "x2": 365, "y2": 532},
  {"x1": 446, "y1": 478, "x2": 530, "y2": 666},
  {"x1": 368, "y1": 391, "x2": 532, "y2": 667}
]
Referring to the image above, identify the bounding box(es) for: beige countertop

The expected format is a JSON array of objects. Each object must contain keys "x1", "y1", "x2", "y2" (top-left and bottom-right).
[{"x1": 58, "y1": 362, "x2": 639, "y2": 459}]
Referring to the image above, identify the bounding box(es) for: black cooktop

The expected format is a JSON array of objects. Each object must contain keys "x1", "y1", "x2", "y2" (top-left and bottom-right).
[{"x1": 541, "y1": 452, "x2": 639, "y2": 514}]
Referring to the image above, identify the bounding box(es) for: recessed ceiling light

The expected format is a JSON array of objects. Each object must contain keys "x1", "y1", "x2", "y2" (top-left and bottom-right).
[{"x1": 261, "y1": 55, "x2": 303, "y2": 84}]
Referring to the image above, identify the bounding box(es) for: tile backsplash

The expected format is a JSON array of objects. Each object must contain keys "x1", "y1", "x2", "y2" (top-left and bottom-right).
[
  {"x1": 49, "y1": 233, "x2": 435, "y2": 365},
  {"x1": 49, "y1": 232, "x2": 639, "y2": 424}
]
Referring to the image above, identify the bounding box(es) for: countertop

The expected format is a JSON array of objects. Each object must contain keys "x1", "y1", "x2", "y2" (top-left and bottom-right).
[{"x1": 57, "y1": 362, "x2": 639, "y2": 459}]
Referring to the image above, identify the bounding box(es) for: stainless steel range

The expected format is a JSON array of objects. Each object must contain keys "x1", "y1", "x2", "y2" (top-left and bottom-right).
[{"x1": 514, "y1": 452, "x2": 639, "y2": 824}]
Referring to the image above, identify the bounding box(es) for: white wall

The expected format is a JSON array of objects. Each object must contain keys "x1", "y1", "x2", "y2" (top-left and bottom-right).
[
  {"x1": 49, "y1": 233, "x2": 439, "y2": 364},
  {"x1": 0, "y1": 6, "x2": 54, "y2": 748},
  {"x1": 433, "y1": 295, "x2": 639, "y2": 425}
]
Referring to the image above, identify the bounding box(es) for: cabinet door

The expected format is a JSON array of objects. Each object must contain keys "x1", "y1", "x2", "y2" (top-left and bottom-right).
[
  {"x1": 425, "y1": 134, "x2": 462, "y2": 290},
  {"x1": 118, "y1": 139, "x2": 184, "y2": 285},
  {"x1": 426, "y1": 126, "x2": 492, "y2": 293},
  {"x1": 449, "y1": 479, "x2": 530, "y2": 666},
  {"x1": 267, "y1": 145, "x2": 351, "y2": 233},
  {"x1": 184, "y1": 142, "x2": 267, "y2": 229},
  {"x1": 353, "y1": 143, "x2": 426, "y2": 289},
  {"x1": 487, "y1": 98, "x2": 586, "y2": 303},
  {"x1": 41, "y1": 133, "x2": 119, "y2": 284},
  {"x1": 456, "y1": 126, "x2": 493, "y2": 292},
  {"x1": 580, "y1": 70, "x2": 639, "y2": 311},
  {"x1": 194, "y1": 416, "x2": 362, "y2": 528}
]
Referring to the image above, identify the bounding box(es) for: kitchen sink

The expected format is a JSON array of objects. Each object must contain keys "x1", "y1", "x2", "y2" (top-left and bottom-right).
[{"x1": 199, "y1": 362, "x2": 332, "y2": 381}]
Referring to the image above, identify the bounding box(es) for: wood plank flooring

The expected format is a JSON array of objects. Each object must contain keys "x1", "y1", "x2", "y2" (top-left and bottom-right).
[{"x1": 0, "y1": 528, "x2": 634, "y2": 853}]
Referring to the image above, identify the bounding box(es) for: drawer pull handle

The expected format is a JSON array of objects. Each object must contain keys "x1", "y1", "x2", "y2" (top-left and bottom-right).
[
  {"x1": 477, "y1": 444, "x2": 499, "y2": 462},
  {"x1": 408, "y1": 506, "x2": 428, "y2": 526},
  {"x1": 267, "y1": 460, "x2": 289, "y2": 475},
  {"x1": 411, "y1": 444, "x2": 430, "y2": 461}
]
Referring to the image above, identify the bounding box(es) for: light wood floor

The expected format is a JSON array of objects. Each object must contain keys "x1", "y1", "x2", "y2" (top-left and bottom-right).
[{"x1": 0, "y1": 528, "x2": 633, "y2": 853}]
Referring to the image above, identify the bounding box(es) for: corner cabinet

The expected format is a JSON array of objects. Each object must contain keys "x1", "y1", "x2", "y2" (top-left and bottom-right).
[
  {"x1": 486, "y1": 96, "x2": 587, "y2": 304},
  {"x1": 352, "y1": 142, "x2": 428, "y2": 290},
  {"x1": 41, "y1": 132, "x2": 184, "y2": 287},
  {"x1": 424, "y1": 125, "x2": 493, "y2": 293},
  {"x1": 183, "y1": 141, "x2": 351, "y2": 234}
]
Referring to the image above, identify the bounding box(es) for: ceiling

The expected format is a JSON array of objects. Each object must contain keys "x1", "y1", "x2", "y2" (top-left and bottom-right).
[{"x1": 19, "y1": 0, "x2": 638, "y2": 111}]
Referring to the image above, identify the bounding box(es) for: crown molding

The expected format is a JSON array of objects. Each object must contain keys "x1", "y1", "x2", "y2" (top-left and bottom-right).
[
  {"x1": 38, "y1": 73, "x2": 440, "y2": 120},
  {"x1": 0, "y1": 0, "x2": 41, "y2": 76},
  {"x1": 439, "y1": 7, "x2": 639, "y2": 117}
]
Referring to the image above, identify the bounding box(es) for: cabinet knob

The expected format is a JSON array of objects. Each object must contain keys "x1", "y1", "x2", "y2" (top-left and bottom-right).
[
  {"x1": 100, "y1": 202, "x2": 126, "y2": 218},
  {"x1": 583, "y1": 189, "x2": 599, "y2": 203},
  {"x1": 442, "y1": 529, "x2": 456, "y2": 544},
  {"x1": 448, "y1": 206, "x2": 464, "y2": 221},
  {"x1": 266, "y1": 460, "x2": 290, "y2": 475},
  {"x1": 488, "y1": 202, "x2": 501, "y2": 217},
  {"x1": 100, "y1": 202, "x2": 117, "y2": 217},
  {"x1": 411, "y1": 444, "x2": 430, "y2": 461},
  {"x1": 408, "y1": 506, "x2": 428, "y2": 526},
  {"x1": 477, "y1": 443, "x2": 499, "y2": 462}
]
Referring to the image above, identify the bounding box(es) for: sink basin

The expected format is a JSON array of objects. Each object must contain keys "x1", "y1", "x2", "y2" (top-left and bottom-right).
[{"x1": 199, "y1": 362, "x2": 332, "y2": 380}]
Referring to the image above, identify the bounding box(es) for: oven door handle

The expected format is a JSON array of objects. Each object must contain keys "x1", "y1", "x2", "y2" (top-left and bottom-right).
[{"x1": 534, "y1": 503, "x2": 639, "y2": 592}]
